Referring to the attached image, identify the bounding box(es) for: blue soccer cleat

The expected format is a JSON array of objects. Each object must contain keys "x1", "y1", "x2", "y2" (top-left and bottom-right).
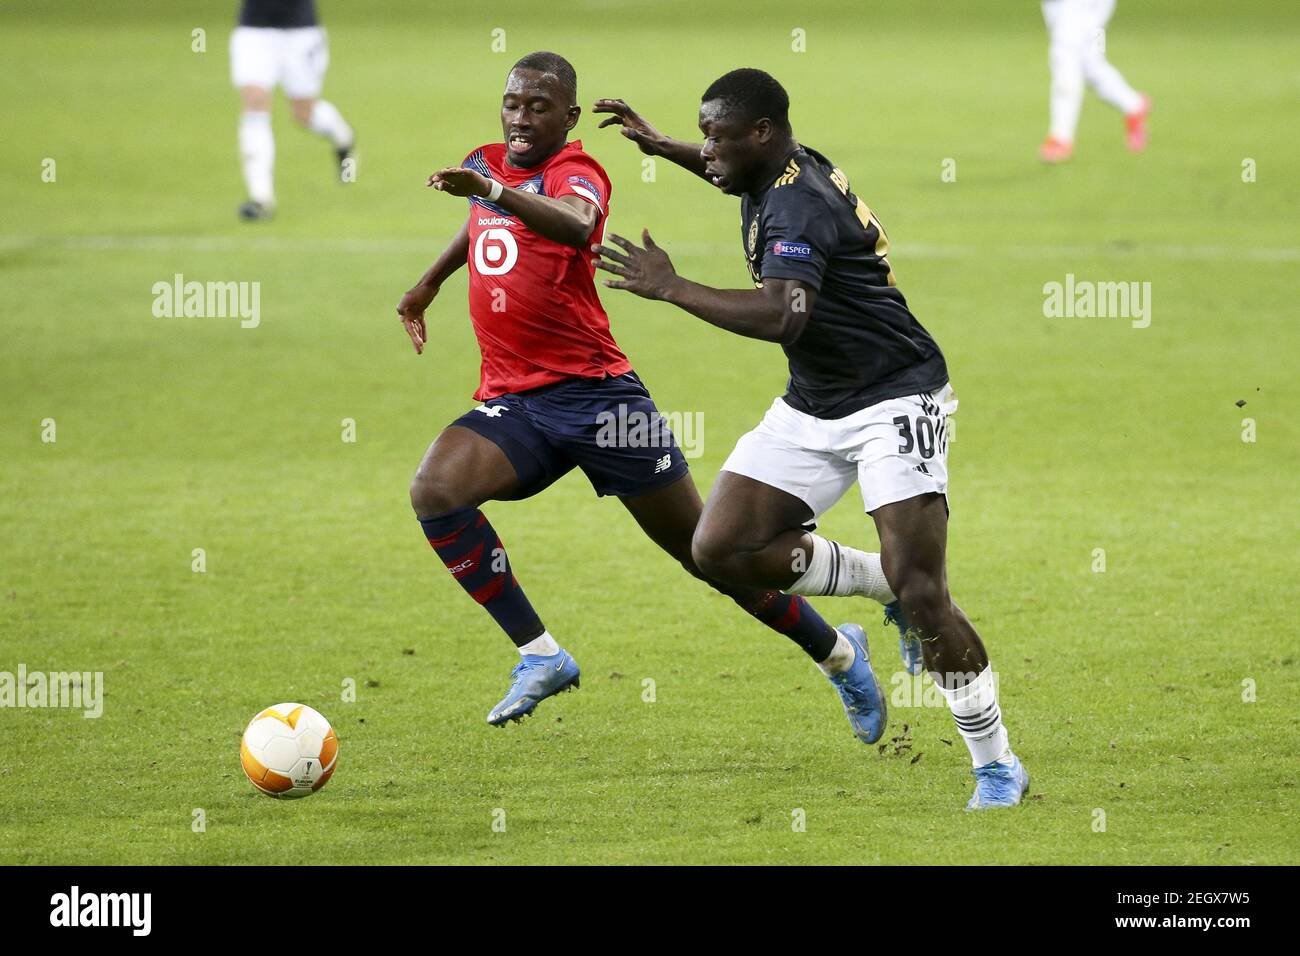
[
  {"x1": 966, "y1": 753, "x2": 1030, "y2": 810},
  {"x1": 486, "y1": 649, "x2": 581, "y2": 726},
  {"x1": 827, "y1": 623, "x2": 888, "y2": 745},
  {"x1": 884, "y1": 601, "x2": 924, "y2": 677}
]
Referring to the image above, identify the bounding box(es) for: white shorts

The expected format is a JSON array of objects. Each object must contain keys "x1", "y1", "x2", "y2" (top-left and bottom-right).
[
  {"x1": 230, "y1": 26, "x2": 329, "y2": 99},
  {"x1": 721, "y1": 383, "x2": 958, "y2": 518},
  {"x1": 1042, "y1": 0, "x2": 1116, "y2": 44}
]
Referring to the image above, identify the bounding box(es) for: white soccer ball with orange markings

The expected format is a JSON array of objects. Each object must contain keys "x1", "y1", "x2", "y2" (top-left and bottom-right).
[{"x1": 240, "y1": 703, "x2": 338, "y2": 798}]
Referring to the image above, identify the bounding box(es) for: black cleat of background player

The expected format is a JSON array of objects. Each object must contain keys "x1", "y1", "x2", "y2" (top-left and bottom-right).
[
  {"x1": 336, "y1": 141, "x2": 356, "y2": 183},
  {"x1": 238, "y1": 200, "x2": 274, "y2": 222}
]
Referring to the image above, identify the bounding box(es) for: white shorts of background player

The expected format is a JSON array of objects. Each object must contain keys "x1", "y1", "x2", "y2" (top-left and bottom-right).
[{"x1": 230, "y1": 26, "x2": 329, "y2": 99}]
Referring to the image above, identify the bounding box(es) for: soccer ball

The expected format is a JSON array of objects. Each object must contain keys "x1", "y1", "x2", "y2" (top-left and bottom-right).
[{"x1": 240, "y1": 703, "x2": 338, "y2": 798}]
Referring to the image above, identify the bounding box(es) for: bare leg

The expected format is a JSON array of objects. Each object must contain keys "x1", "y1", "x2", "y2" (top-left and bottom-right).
[
  {"x1": 619, "y1": 474, "x2": 839, "y2": 662},
  {"x1": 871, "y1": 493, "x2": 987, "y2": 688},
  {"x1": 689, "y1": 471, "x2": 816, "y2": 588},
  {"x1": 409, "y1": 425, "x2": 521, "y2": 518},
  {"x1": 237, "y1": 85, "x2": 275, "y2": 207}
]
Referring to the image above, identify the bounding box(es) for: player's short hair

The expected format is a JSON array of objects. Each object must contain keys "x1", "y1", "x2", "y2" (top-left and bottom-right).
[
  {"x1": 511, "y1": 51, "x2": 577, "y2": 106},
  {"x1": 701, "y1": 68, "x2": 790, "y2": 131}
]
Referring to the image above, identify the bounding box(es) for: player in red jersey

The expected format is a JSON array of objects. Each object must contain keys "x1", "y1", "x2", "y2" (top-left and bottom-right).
[{"x1": 394, "y1": 52, "x2": 886, "y2": 737}]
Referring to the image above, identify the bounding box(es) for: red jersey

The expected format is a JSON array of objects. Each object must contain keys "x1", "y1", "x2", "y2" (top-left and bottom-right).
[{"x1": 461, "y1": 140, "x2": 632, "y2": 400}]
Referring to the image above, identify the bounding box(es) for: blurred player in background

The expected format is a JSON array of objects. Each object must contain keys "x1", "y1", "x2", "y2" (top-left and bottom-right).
[
  {"x1": 1040, "y1": 0, "x2": 1149, "y2": 163},
  {"x1": 594, "y1": 71, "x2": 1029, "y2": 810},
  {"x1": 230, "y1": 0, "x2": 355, "y2": 219},
  {"x1": 395, "y1": 53, "x2": 887, "y2": 740}
]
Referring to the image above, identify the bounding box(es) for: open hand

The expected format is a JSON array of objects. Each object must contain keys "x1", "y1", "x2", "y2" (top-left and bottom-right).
[
  {"x1": 592, "y1": 99, "x2": 666, "y2": 156},
  {"x1": 593, "y1": 230, "x2": 677, "y2": 300},
  {"x1": 396, "y1": 284, "x2": 437, "y2": 354},
  {"x1": 427, "y1": 167, "x2": 490, "y2": 198}
]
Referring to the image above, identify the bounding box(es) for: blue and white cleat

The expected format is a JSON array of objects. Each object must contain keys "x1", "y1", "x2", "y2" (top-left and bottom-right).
[
  {"x1": 486, "y1": 649, "x2": 581, "y2": 726},
  {"x1": 966, "y1": 753, "x2": 1030, "y2": 810},
  {"x1": 884, "y1": 601, "x2": 924, "y2": 677},
  {"x1": 828, "y1": 623, "x2": 888, "y2": 745}
]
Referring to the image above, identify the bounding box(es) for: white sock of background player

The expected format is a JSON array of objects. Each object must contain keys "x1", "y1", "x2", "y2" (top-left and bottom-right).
[
  {"x1": 1082, "y1": 44, "x2": 1143, "y2": 114},
  {"x1": 238, "y1": 110, "x2": 275, "y2": 205},
  {"x1": 307, "y1": 100, "x2": 354, "y2": 150}
]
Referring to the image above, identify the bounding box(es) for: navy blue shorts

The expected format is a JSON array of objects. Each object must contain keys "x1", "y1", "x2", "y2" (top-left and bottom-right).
[{"x1": 451, "y1": 371, "x2": 690, "y2": 499}]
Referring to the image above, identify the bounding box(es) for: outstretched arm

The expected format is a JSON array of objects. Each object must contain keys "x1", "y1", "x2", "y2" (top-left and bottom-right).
[
  {"x1": 427, "y1": 167, "x2": 597, "y2": 248},
  {"x1": 396, "y1": 217, "x2": 470, "y2": 355},
  {"x1": 594, "y1": 230, "x2": 816, "y2": 346},
  {"x1": 592, "y1": 99, "x2": 711, "y2": 183}
]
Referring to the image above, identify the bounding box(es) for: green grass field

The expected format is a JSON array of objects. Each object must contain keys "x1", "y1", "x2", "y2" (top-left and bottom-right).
[{"x1": 2, "y1": 0, "x2": 1297, "y2": 865}]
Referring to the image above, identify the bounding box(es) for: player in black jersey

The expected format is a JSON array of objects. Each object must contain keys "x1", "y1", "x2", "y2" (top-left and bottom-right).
[
  {"x1": 230, "y1": 1, "x2": 355, "y2": 220},
  {"x1": 594, "y1": 70, "x2": 1029, "y2": 809}
]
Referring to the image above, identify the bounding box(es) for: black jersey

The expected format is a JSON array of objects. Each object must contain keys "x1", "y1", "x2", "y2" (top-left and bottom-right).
[
  {"x1": 740, "y1": 145, "x2": 948, "y2": 419},
  {"x1": 238, "y1": 0, "x2": 318, "y2": 28}
]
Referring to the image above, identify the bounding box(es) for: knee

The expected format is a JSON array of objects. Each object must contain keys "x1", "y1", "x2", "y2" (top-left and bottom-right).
[
  {"x1": 891, "y1": 568, "x2": 951, "y2": 629},
  {"x1": 409, "y1": 462, "x2": 469, "y2": 518},
  {"x1": 239, "y1": 85, "x2": 271, "y2": 112},
  {"x1": 289, "y1": 98, "x2": 314, "y2": 126},
  {"x1": 690, "y1": 528, "x2": 736, "y2": 583}
]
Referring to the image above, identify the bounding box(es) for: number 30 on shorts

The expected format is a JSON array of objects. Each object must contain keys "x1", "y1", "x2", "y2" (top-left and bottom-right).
[{"x1": 893, "y1": 414, "x2": 943, "y2": 459}]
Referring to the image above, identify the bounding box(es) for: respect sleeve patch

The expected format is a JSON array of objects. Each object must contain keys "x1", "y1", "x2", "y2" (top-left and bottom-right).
[
  {"x1": 771, "y1": 240, "x2": 814, "y2": 260},
  {"x1": 566, "y1": 175, "x2": 603, "y2": 207}
]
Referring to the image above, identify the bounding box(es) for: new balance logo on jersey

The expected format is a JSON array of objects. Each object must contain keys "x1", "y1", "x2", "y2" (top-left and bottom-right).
[
  {"x1": 653, "y1": 454, "x2": 672, "y2": 474},
  {"x1": 475, "y1": 404, "x2": 508, "y2": 417}
]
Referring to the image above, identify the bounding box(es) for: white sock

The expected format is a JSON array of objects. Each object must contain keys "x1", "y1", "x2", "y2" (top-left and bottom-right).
[
  {"x1": 1043, "y1": 0, "x2": 1094, "y2": 142},
  {"x1": 1047, "y1": 43, "x2": 1086, "y2": 141},
  {"x1": 815, "y1": 629, "x2": 855, "y2": 676},
  {"x1": 1084, "y1": 55, "x2": 1143, "y2": 114},
  {"x1": 518, "y1": 631, "x2": 559, "y2": 657},
  {"x1": 787, "y1": 534, "x2": 896, "y2": 603},
  {"x1": 238, "y1": 110, "x2": 275, "y2": 204},
  {"x1": 935, "y1": 665, "x2": 1012, "y2": 767},
  {"x1": 308, "y1": 99, "x2": 354, "y2": 150}
]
